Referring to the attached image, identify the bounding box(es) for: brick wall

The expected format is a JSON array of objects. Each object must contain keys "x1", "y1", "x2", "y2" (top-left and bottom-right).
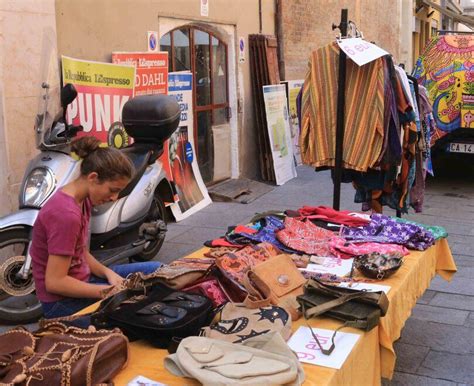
[{"x1": 281, "y1": 0, "x2": 402, "y2": 80}]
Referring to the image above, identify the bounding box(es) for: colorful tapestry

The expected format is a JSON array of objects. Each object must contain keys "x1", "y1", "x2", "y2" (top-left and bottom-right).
[{"x1": 413, "y1": 35, "x2": 474, "y2": 136}]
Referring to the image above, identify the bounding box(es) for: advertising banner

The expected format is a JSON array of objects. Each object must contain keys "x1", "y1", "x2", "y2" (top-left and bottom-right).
[
  {"x1": 263, "y1": 84, "x2": 297, "y2": 185},
  {"x1": 112, "y1": 52, "x2": 168, "y2": 95},
  {"x1": 61, "y1": 56, "x2": 135, "y2": 145},
  {"x1": 281, "y1": 79, "x2": 304, "y2": 165},
  {"x1": 111, "y1": 52, "x2": 176, "y2": 189},
  {"x1": 168, "y1": 72, "x2": 211, "y2": 221}
]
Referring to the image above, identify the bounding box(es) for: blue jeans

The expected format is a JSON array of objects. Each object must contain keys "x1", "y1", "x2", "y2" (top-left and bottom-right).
[{"x1": 41, "y1": 261, "x2": 162, "y2": 319}]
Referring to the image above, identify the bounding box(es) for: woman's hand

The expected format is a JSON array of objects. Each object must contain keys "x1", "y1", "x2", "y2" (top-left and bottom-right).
[{"x1": 104, "y1": 268, "x2": 125, "y2": 287}]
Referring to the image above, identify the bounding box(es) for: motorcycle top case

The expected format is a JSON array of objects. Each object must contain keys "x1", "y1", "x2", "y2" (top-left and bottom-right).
[
  {"x1": 91, "y1": 283, "x2": 213, "y2": 348},
  {"x1": 122, "y1": 94, "x2": 180, "y2": 143}
]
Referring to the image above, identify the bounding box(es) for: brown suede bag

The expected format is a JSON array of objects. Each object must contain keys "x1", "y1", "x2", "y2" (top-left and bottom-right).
[{"x1": 0, "y1": 321, "x2": 128, "y2": 386}]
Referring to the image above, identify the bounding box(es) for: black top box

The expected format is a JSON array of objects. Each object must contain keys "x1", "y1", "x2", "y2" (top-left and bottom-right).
[{"x1": 122, "y1": 95, "x2": 180, "y2": 143}]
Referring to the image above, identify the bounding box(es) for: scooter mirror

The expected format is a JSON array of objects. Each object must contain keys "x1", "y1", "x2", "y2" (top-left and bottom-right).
[{"x1": 60, "y1": 83, "x2": 77, "y2": 108}]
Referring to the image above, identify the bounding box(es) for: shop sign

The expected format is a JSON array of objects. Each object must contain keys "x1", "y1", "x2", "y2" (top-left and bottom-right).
[{"x1": 337, "y1": 37, "x2": 389, "y2": 66}]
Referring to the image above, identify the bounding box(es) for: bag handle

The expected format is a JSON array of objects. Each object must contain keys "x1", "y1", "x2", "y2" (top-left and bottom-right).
[{"x1": 302, "y1": 291, "x2": 376, "y2": 319}]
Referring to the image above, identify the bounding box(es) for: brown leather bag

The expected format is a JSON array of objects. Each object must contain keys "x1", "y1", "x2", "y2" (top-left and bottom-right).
[
  {"x1": 243, "y1": 254, "x2": 306, "y2": 320},
  {"x1": 0, "y1": 321, "x2": 129, "y2": 386}
]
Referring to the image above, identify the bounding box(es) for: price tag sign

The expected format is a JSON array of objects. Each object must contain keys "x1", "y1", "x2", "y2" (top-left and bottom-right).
[{"x1": 337, "y1": 38, "x2": 389, "y2": 66}]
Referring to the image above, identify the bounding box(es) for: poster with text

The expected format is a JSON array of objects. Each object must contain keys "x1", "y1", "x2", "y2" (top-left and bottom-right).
[
  {"x1": 281, "y1": 79, "x2": 304, "y2": 165},
  {"x1": 168, "y1": 72, "x2": 211, "y2": 221},
  {"x1": 111, "y1": 51, "x2": 176, "y2": 196},
  {"x1": 61, "y1": 56, "x2": 135, "y2": 145},
  {"x1": 263, "y1": 84, "x2": 297, "y2": 185},
  {"x1": 111, "y1": 52, "x2": 168, "y2": 95}
]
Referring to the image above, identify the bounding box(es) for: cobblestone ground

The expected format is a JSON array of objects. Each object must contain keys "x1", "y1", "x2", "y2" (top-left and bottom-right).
[{"x1": 1, "y1": 156, "x2": 472, "y2": 385}]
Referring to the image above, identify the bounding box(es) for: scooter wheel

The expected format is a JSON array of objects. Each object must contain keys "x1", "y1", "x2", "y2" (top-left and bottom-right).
[{"x1": 0, "y1": 227, "x2": 43, "y2": 324}]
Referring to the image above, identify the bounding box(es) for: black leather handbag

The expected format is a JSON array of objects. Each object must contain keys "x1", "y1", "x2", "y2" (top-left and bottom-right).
[
  {"x1": 297, "y1": 279, "x2": 389, "y2": 355},
  {"x1": 91, "y1": 283, "x2": 213, "y2": 348}
]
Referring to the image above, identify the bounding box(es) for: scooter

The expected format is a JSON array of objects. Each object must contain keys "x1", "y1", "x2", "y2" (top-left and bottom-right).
[{"x1": 0, "y1": 82, "x2": 180, "y2": 324}]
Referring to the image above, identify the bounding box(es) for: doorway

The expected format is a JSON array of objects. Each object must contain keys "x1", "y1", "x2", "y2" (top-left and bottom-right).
[{"x1": 160, "y1": 26, "x2": 230, "y2": 183}]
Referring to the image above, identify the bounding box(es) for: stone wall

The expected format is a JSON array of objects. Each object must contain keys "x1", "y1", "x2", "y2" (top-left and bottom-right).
[{"x1": 281, "y1": 0, "x2": 402, "y2": 80}]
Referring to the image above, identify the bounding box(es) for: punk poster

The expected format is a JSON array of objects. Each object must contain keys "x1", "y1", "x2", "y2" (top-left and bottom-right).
[
  {"x1": 263, "y1": 84, "x2": 297, "y2": 185},
  {"x1": 167, "y1": 72, "x2": 211, "y2": 221},
  {"x1": 61, "y1": 56, "x2": 135, "y2": 144},
  {"x1": 281, "y1": 79, "x2": 304, "y2": 165}
]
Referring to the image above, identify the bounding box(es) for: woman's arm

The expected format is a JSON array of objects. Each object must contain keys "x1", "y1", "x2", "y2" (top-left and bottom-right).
[
  {"x1": 45, "y1": 254, "x2": 111, "y2": 298},
  {"x1": 85, "y1": 251, "x2": 124, "y2": 286}
]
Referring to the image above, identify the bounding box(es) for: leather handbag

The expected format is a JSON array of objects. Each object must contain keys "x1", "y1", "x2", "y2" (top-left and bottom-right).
[
  {"x1": 242, "y1": 254, "x2": 306, "y2": 320},
  {"x1": 202, "y1": 302, "x2": 292, "y2": 343},
  {"x1": 0, "y1": 322, "x2": 128, "y2": 386},
  {"x1": 297, "y1": 278, "x2": 389, "y2": 355},
  {"x1": 92, "y1": 283, "x2": 213, "y2": 349}
]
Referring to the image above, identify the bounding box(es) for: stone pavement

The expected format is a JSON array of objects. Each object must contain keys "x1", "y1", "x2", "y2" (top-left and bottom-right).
[{"x1": 159, "y1": 163, "x2": 474, "y2": 386}]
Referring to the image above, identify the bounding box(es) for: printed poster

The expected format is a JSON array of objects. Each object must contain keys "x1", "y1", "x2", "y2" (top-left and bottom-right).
[
  {"x1": 168, "y1": 72, "x2": 211, "y2": 221},
  {"x1": 112, "y1": 52, "x2": 168, "y2": 96},
  {"x1": 288, "y1": 326, "x2": 360, "y2": 369},
  {"x1": 281, "y1": 80, "x2": 304, "y2": 165},
  {"x1": 263, "y1": 84, "x2": 297, "y2": 185},
  {"x1": 111, "y1": 52, "x2": 177, "y2": 200},
  {"x1": 62, "y1": 56, "x2": 135, "y2": 145}
]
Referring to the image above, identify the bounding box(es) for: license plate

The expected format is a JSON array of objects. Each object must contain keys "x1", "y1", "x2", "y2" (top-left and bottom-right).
[{"x1": 447, "y1": 142, "x2": 474, "y2": 154}]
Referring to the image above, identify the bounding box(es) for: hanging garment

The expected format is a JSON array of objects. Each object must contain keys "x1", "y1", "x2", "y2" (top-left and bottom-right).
[
  {"x1": 300, "y1": 42, "x2": 385, "y2": 172},
  {"x1": 341, "y1": 214, "x2": 435, "y2": 251},
  {"x1": 276, "y1": 217, "x2": 339, "y2": 257}
]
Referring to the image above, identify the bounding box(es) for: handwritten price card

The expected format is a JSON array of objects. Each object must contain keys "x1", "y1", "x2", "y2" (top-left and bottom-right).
[
  {"x1": 288, "y1": 326, "x2": 360, "y2": 369},
  {"x1": 301, "y1": 257, "x2": 354, "y2": 277},
  {"x1": 337, "y1": 38, "x2": 389, "y2": 66}
]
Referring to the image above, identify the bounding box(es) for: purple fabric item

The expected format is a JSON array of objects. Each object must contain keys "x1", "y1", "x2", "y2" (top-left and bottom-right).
[
  {"x1": 238, "y1": 216, "x2": 298, "y2": 254},
  {"x1": 341, "y1": 214, "x2": 435, "y2": 251}
]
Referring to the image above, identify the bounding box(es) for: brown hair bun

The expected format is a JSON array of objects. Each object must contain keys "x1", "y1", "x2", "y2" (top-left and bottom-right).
[
  {"x1": 71, "y1": 136, "x2": 101, "y2": 159},
  {"x1": 71, "y1": 136, "x2": 134, "y2": 181}
]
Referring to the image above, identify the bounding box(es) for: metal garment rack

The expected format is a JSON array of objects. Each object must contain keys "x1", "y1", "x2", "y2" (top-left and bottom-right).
[{"x1": 331, "y1": 9, "x2": 402, "y2": 217}]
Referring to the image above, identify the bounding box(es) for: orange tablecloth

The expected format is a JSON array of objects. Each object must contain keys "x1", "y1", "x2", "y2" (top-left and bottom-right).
[{"x1": 82, "y1": 238, "x2": 456, "y2": 385}]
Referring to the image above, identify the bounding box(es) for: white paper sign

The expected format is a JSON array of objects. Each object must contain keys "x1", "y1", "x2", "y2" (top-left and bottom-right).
[
  {"x1": 201, "y1": 0, "x2": 209, "y2": 16},
  {"x1": 239, "y1": 37, "x2": 245, "y2": 63},
  {"x1": 127, "y1": 375, "x2": 167, "y2": 386},
  {"x1": 288, "y1": 326, "x2": 360, "y2": 369},
  {"x1": 337, "y1": 38, "x2": 389, "y2": 66},
  {"x1": 301, "y1": 257, "x2": 354, "y2": 277},
  {"x1": 338, "y1": 282, "x2": 391, "y2": 294},
  {"x1": 147, "y1": 31, "x2": 158, "y2": 52}
]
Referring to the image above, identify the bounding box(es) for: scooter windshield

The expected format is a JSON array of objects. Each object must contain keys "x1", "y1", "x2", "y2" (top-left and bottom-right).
[{"x1": 34, "y1": 28, "x2": 61, "y2": 149}]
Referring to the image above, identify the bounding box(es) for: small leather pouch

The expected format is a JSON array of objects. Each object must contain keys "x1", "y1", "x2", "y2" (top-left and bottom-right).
[
  {"x1": 243, "y1": 254, "x2": 306, "y2": 320},
  {"x1": 183, "y1": 277, "x2": 229, "y2": 307}
]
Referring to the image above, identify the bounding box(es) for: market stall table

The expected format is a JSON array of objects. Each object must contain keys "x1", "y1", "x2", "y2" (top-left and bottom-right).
[{"x1": 80, "y1": 238, "x2": 456, "y2": 385}]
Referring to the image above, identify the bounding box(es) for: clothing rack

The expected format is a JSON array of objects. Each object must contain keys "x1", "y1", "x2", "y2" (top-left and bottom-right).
[
  {"x1": 331, "y1": 9, "x2": 402, "y2": 218},
  {"x1": 331, "y1": 9, "x2": 348, "y2": 211}
]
